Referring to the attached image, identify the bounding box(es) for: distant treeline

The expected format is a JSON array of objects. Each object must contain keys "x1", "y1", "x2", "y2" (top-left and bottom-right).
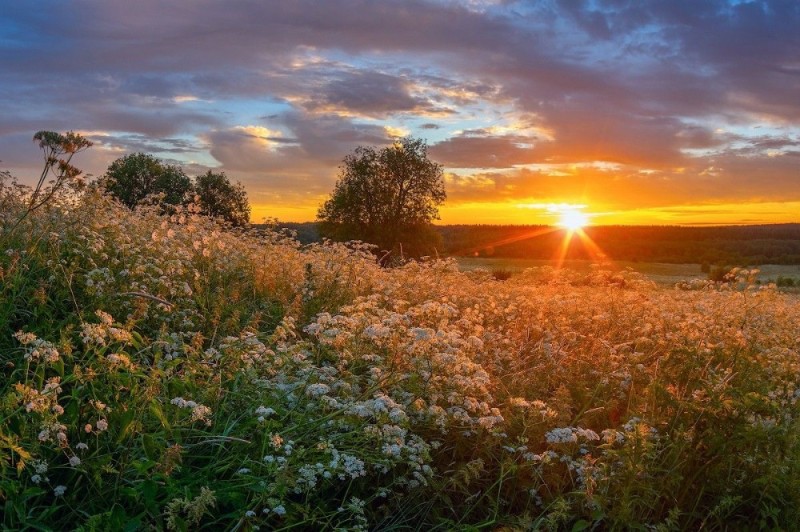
[{"x1": 269, "y1": 222, "x2": 800, "y2": 265}]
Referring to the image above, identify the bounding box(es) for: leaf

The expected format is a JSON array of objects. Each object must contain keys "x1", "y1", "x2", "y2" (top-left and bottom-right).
[
  {"x1": 571, "y1": 519, "x2": 591, "y2": 532},
  {"x1": 142, "y1": 433, "x2": 158, "y2": 460},
  {"x1": 116, "y1": 409, "x2": 137, "y2": 444},
  {"x1": 149, "y1": 401, "x2": 171, "y2": 432}
]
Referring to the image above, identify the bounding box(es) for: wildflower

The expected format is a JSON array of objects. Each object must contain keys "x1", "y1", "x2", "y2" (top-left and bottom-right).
[
  {"x1": 171, "y1": 397, "x2": 188, "y2": 408},
  {"x1": 33, "y1": 460, "x2": 48, "y2": 474},
  {"x1": 306, "y1": 383, "x2": 330, "y2": 397},
  {"x1": 256, "y1": 407, "x2": 275, "y2": 423},
  {"x1": 545, "y1": 427, "x2": 578, "y2": 444},
  {"x1": 69, "y1": 456, "x2": 81, "y2": 467},
  {"x1": 76, "y1": 442, "x2": 89, "y2": 451},
  {"x1": 53, "y1": 485, "x2": 67, "y2": 497},
  {"x1": 270, "y1": 433, "x2": 283, "y2": 449},
  {"x1": 43, "y1": 378, "x2": 62, "y2": 395},
  {"x1": 190, "y1": 405, "x2": 212, "y2": 425},
  {"x1": 245, "y1": 510, "x2": 256, "y2": 518},
  {"x1": 96, "y1": 419, "x2": 108, "y2": 431},
  {"x1": 14, "y1": 331, "x2": 37, "y2": 345},
  {"x1": 272, "y1": 505, "x2": 286, "y2": 516},
  {"x1": 95, "y1": 310, "x2": 113, "y2": 325},
  {"x1": 410, "y1": 327, "x2": 433, "y2": 341}
]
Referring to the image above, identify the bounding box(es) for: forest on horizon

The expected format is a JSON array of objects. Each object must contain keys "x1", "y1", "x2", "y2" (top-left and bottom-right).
[{"x1": 272, "y1": 222, "x2": 800, "y2": 265}]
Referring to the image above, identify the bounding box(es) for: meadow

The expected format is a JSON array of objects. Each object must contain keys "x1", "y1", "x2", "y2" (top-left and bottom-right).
[
  {"x1": 456, "y1": 257, "x2": 800, "y2": 287},
  {"x1": 2, "y1": 187, "x2": 799, "y2": 530}
]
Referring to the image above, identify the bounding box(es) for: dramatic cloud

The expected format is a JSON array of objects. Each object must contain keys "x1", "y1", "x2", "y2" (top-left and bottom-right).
[{"x1": 2, "y1": 0, "x2": 798, "y2": 223}]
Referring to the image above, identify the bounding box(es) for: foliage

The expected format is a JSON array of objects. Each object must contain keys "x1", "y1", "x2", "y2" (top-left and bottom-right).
[
  {"x1": 193, "y1": 171, "x2": 251, "y2": 227},
  {"x1": 1, "y1": 131, "x2": 91, "y2": 242},
  {"x1": 709, "y1": 264, "x2": 732, "y2": 282},
  {"x1": 103, "y1": 153, "x2": 192, "y2": 208},
  {"x1": 1, "y1": 176, "x2": 800, "y2": 529},
  {"x1": 318, "y1": 136, "x2": 446, "y2": 262}
]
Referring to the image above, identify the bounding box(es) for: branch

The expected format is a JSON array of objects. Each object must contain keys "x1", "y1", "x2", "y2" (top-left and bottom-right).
[{"x1": 119, "y1": 291, "x2": 174, "y2": 309}]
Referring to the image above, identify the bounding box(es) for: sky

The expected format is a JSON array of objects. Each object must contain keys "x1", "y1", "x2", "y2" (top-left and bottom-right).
[{"x1": 1, "y1": 0, "x2": 799, "y2": 225}]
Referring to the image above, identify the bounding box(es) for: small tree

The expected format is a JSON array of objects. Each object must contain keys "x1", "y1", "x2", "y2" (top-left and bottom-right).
[
  {"x1": 194, "y1": 170, "x2": 251, "y2": 227},
  {"x1": 103, "y1": 153, "x2": 191, "y2": 208},
  {"x1": 317, "y1": 137, "x2": 446, "y2": 261}
]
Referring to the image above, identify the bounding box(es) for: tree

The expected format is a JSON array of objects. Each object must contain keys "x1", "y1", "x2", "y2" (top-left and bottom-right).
[
  {"x1": 103, "y1": 153, "x2": 191, "y2": 208},
  {"x1": 317, "y1": 137, "x2": 446, "y2": 261},
  {"x1": 194, "y1": 170, "x2": 251, "y2": 227}
]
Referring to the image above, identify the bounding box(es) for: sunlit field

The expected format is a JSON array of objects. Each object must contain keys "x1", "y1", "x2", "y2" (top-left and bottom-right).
[
  {"x1": 457, "y1": 257, "x2": 800, "y2": 287},
  {"x1": 2, "y1": 190, "x2": 799, "y2": 530}
]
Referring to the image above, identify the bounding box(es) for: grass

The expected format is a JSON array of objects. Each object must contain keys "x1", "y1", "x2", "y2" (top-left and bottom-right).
[
  {"x1": 2, "y1": 181, "x2": 800, "y2": 530},
  {"x1": 456, "y1": 257, "x2": 800, "y2": 286}
]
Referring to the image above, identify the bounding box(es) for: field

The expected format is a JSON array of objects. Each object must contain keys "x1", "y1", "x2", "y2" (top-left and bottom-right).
[
  {"x1": 456, "y1": 257, "x2": 800, "y2": 286},
  {"x1": 2, "y1": 189, "x2": 800, "y2": 530}
]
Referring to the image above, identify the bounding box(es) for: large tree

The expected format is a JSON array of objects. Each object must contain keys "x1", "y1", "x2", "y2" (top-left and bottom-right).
[
  {"x1": 317, "y1": 137, "x2": 446, "y2": 261},
  {"x1": 103, "y1": 153, "x2": 192, "y2": 208},
  {"x1": 194, "y1": 170, "x2": 251, "y2": 227}
]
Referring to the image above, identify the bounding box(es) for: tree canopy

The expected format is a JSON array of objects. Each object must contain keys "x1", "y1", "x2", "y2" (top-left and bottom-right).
[
  {"x1": 102, "y1": 154, "x2": 251, "y2": 226},
  {"x1": 103, "y1": 153, "x2": 192, "y2": 208},
  {"x1": 194, "y1": 170, "x2": 251, "y2": 227},
  {"x1": 317, "y1": 137, "x2": 446, "y2": 261}
]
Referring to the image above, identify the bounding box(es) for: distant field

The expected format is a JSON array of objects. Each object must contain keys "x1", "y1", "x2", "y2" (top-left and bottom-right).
[{"x1": 455, "y1": 257, "x2": 800, "y2": 286}]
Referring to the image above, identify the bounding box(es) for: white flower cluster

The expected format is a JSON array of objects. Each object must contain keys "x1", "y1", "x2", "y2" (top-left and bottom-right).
[
  {"x1": 171, "y1": 397, "x2": 213, "y2": 425},
  {"x1": 80, "y1": 310, "x2": 132, "y2": 346},
  {"x1": 545, "y1": 427, "x2": 600, "y2": 444},
  {"x1": 14, "y1": 331, "x2": 61, "y2": 363}
]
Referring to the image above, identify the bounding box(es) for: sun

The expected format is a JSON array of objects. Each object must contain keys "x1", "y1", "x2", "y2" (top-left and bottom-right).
[{"x1": 558, "y1": 209, "x2": 589, "y2": 231}]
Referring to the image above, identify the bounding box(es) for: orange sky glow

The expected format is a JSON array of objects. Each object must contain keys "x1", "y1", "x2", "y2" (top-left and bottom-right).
[{"x1": 2, "y1": 1, "x2": 798, "y2": 226}]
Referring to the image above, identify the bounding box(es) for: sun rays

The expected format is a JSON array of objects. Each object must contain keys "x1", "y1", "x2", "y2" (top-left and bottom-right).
[{"x1": 453, "y1": 204, "x2": 611, "y2": 270}]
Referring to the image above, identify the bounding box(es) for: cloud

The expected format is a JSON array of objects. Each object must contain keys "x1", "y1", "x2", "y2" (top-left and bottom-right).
[
  {"x1": 299, "y1": 70, "x2": 434, "y2": 118},
  {"x1": 431, "y1": 133, "x2": 540, "y2": 168},
  {"x1": 1, "y1": 0, "x2": 798, "y2": 221},
  {"x1": 202, "y1": 111, "x2": 393, "y2": 197},
  {"x1": 445, "y1": 150, "x2": 800, "y2": 210}
]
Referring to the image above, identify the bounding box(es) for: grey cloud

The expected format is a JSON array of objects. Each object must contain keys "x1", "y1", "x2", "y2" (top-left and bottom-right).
[
  {"x1": 204, "y1": 111, "x2": 391, "y2": 193},
  {"x1": 305, "y1": 70, "x2": 429, "y2": 117},
  {"x1": 2, "y1": 0, "x2": 799, "y2": 216},
  {"x1": 431, "y1": 134, "x2": 539, "y2": 168}
]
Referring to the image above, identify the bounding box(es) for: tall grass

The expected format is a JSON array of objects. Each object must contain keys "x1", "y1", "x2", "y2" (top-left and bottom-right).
[{"x1": 1, "y1": 180, "x2": 799, "y2": 530}]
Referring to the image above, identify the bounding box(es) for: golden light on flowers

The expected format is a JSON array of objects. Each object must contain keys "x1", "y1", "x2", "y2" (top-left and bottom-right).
[{"x1": 5, "y1": 186, "x2": 800, "y2": 529}]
